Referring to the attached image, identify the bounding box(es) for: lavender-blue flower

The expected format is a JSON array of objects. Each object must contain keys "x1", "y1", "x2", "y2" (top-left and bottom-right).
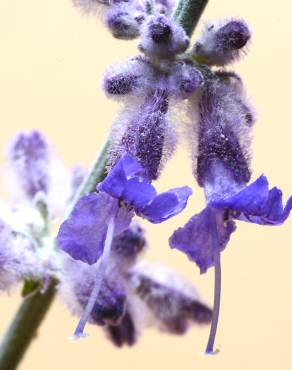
[{"x1": 57, "y1": 154, "x2": 191, "y2": 264}]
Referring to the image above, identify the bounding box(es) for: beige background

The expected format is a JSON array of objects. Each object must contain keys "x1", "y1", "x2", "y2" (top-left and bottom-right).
[{"x1": 0, "y1": 0, "x2": 292, "y2": 369}]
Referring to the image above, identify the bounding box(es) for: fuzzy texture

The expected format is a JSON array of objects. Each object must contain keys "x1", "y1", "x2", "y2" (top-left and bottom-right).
[
  {"x1": 169, "y1": 59, "x2": 204, "y2": 98},
  {"x1": 190, "y1": 75, "x2": 253, "y2": 195},
  {"x1": 108, "y1": 89, "x2": 176, "y2": 180},
  {"x1": 0, "y1": 219, "x2": 41, "y2": 291},
  {"x1": 193, "y1": 19, "x2": 251, "y2": 66},
  {"x1": 8, "y1": 131, "x2": 51, "y2": 200},
  {"x1": 102, "y1": 57, "x2": 154, "y2": 99},
  {"x1": 59, "y1": 224, "x2": 212, "y2": 346},
  {"x1": 6, "y1": 130, "x2": 73, "y2": 218},
  {"x1": 106, "y1": 4, "x2": 145, "y2": 40},
  {"x1": 59, "y1": 255, "x2": 126, "y2": 326},
  {"x1": 130, "y1": 262, "x2": 212, "y2": 333},
  {"x1": 139, "y1": 15, "x2": 189, "y2": 59},
  {"x1": 111, "y1": 222, "x2": 147, "y2": 269}
]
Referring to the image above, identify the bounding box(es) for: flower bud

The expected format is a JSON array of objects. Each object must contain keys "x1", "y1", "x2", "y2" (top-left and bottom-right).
[
  {"x1": 139, "y1": 15, "x2": 189, "y2": 59},
  {"x1": 106, "y1": 5, "x2": 144, "y2": 40},
  {"x1": 102, "y1": 57, "x2": 154, "y2": 98},
  {"x1": 8, "y1": 130, "x2": 50, "y2": 200},
  {"x1": 193, "y1": 19, "x2": 251, "y2": 66}
]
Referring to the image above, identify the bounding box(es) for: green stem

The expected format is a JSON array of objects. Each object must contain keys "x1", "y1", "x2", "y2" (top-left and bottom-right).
[
  {"x1": 0, "y1": 281, "x2": 57, "y2": 370},
  {"x1": 0, "y1": 137, "x2": 110, "y2": 370},
  {"x1": 173, "y1": 0, "x2": 209, "y2": 37}
]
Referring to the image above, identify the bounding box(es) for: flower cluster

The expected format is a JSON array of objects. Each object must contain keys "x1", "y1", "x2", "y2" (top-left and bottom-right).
[
  {"x1": 0, "y1": 130, "x2": 211, "y2": 347},
  {"x1": 57, "y1": 0, "x2": 292, "y2": 354},
  {"x1": 1, "y1": 0, "x2": 291, "y2": 360}
]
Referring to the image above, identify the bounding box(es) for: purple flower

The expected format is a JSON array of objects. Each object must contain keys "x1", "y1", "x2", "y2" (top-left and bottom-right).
[
  {"x1": 193, "y1": 19, "x2": 251, "y2": 66},
  {"x1": 57, "y1": 153, "x2": 192, "y2": 264},
  {"x1": 171, "y1": 75, "x2": 292, "y2": 272},
  {"x1": 58, "y1": 153, "x2": 191, "y2": 339},
  {"x1": 170, "y1": 74, "x2": 291, "y2": 354},
  {"x1": 170, "y1": 176, "x2": 292, "y2": 274},
  {"x1": 59, "y1": 223, "x2": 211, "y2": 345}
]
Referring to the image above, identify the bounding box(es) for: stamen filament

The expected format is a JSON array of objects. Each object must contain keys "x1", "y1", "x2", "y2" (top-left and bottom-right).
[
  {"x1": 72, "y1": 215, "x2": 116, "y2": 339},
  {"x1": 205, "y1": 211, "x2": 222, "y2": 355}
]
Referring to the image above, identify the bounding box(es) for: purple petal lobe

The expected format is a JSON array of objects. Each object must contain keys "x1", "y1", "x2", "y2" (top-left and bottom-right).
[
  {"x1": 99, "y1": 154, "x2": 146, "y2": 198},
  {"x1": 57, "y1": 193, "x2": 118, "y2": 264},
  {"x1": 169, "y1": 207, "x2": 236, "y2": 273},
  {"x1": 211, "y1": 175, "x2": 292, "y2": 225},
  {"x1": 121, "y1": 178, "x2": 157, "y2": 210},
  {"x1": 142, "y1": 186, "x2": 192, "y2": 223},
  {"x1": 211, "y1": 175, "x2": 268, "y2": 214}
]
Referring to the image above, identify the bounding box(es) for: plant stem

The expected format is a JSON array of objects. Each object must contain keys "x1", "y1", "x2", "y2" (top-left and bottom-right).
[
  {"x1": 0, "y1": 280, "x2": 57, "y2": 370},
  {"x1": 173, "y1": 0, "x2": 209, "y2": 36},
  {"x1": 0, "y1": 137, "x2": 110, "y2": 370}
]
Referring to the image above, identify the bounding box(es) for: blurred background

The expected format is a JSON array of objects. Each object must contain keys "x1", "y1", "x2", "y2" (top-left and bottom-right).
[{"x1": 0, "y1": 0, "x2": 292, "y2": 369}]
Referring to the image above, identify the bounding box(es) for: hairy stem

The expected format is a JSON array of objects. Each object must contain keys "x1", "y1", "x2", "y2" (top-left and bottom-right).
[
  {"x1": 0, "y1": 137, "x2": 110, "y2": 370},
  {"x1": 173, "y1": 0, "x2": 209, "y2": 36}
]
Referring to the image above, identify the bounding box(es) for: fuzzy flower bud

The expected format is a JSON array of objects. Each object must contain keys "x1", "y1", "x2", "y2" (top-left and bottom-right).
[
  {"x1": 139, "y1": 15, "x2": 189, "y2": 59},
  {"x1": 193, "y1": 19, "x2": 251, "y2": 66},
  {"x1": 102, "y1": 57, "x2": 154, "y2": 98},
  {"x1": 8, "y1": 130, "x2": 50, "y2": 200},
  {"x1": 106, "y1": 4, "x2": 145, "y2": 40},
  {"x1": 7, "y1": 130, "x2": 72, "y2": 216}
]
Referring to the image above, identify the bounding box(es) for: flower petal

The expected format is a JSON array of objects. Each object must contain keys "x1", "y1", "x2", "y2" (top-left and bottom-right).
[
  {"x1": 142, "y1": 186, "x2": 192, "y2": 223},
  {"x1": 121, "y1": 178, "x2": 157, "y2": 210},
  {"x1": 57, "y1": 193, "x2": 122, "y2": 264},
  {"x1": 169, "y1": 207, "x2": 236, "y2": 273},
  {"x1": 99, "y1": 154, "x2": 146, "y2": 199},
  {"x1": 211, "y1": 175, "x2": 292, "y2": 225}
]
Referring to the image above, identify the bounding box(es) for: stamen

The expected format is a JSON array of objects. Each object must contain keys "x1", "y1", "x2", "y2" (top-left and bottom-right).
[
  {"x1": 205, "y1": 210, "x2": 221, "y2": 355},
  {"x1": 71, "y1": 215, "x2": 116, "y2": 340}
]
